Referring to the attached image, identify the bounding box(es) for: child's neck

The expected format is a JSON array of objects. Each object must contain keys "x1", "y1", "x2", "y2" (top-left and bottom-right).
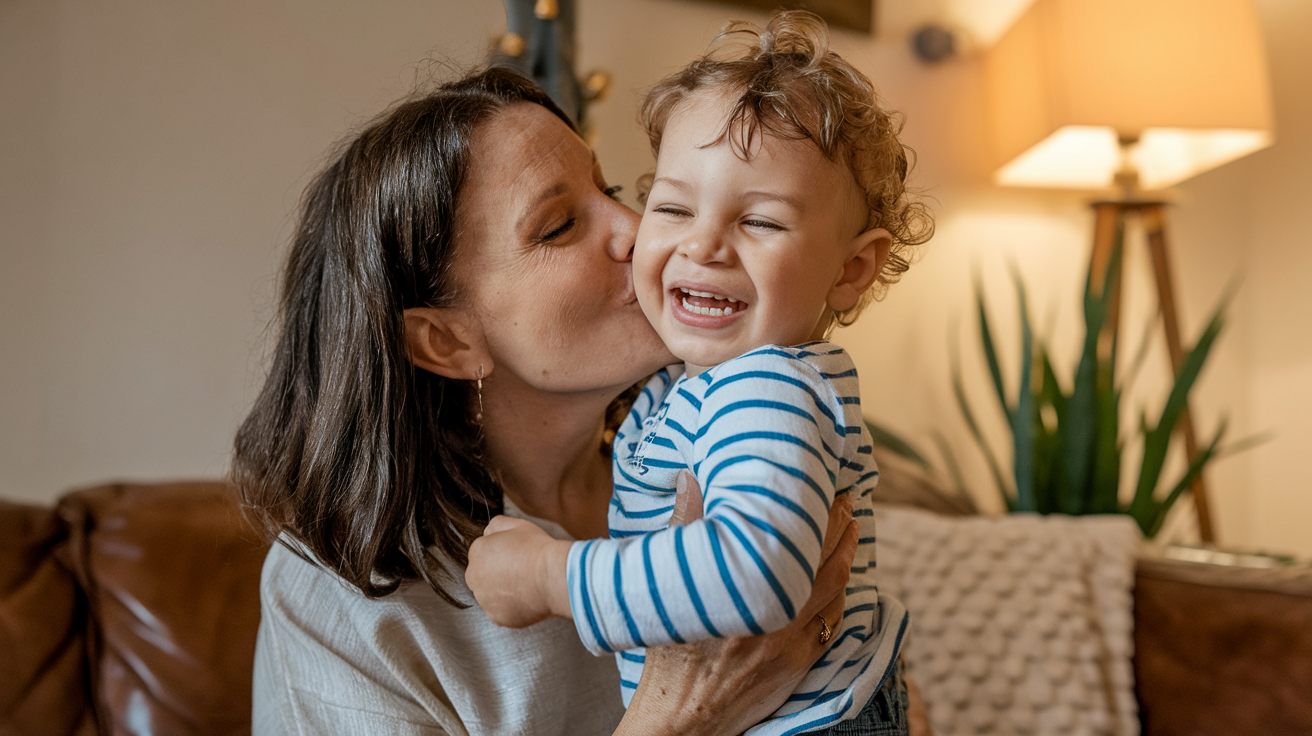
[{"x1": 684, "y1": 363, "x2": 712, "y2": 378}]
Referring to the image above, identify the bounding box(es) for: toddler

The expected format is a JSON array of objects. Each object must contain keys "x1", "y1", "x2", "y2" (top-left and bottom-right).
[{"x1": 468, "y1": 11, "x2": 932, "y2": 734}]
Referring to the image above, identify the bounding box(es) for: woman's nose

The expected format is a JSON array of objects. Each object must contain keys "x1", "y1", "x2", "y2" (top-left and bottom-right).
[{"x1": 606, "y1": 200, "x2": 641, "y2": 263}]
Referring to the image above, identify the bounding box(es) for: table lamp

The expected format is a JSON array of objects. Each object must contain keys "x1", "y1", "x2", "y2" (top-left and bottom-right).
[{"x1": 982, "y1": 0, "x2": 1275, "y2": 542}]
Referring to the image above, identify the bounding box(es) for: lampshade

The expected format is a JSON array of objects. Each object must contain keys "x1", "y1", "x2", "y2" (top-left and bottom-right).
[{"x1": 983, "y1": 0, "x2": 1274, "y2": 190}]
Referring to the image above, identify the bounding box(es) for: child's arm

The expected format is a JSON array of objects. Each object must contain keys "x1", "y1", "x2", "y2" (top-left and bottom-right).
[{"x1": 569, "y1": 348, "x2": 850, "y2": 654}]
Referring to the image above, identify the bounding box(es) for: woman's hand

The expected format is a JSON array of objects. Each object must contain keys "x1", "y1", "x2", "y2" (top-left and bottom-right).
[
  {"x1": 466, "y1": 515, "x2": 573, "y2": 628},
  {"x1": 615, "y1": 472, "x2": 858, "y2": 736}
]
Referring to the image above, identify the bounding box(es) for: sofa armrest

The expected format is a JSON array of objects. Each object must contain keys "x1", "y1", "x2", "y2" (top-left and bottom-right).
[
  {"x1": 0, "y1": 499, "x2": 95, "y2": 735},
  {"x1": 1134, "y1": 556, "x2": 1312, "y2": 736},
  {"x1": 56, "y1": 482, "x2": 270, "y2": 736}
]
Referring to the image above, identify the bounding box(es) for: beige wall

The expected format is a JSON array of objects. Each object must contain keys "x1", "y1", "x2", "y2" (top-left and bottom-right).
[{"x1": 2, "y1": 1, "x2": 1307, "y2": 556}]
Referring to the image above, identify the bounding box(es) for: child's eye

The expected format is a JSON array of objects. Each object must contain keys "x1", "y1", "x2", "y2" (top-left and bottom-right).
[
  {"x1": 743, "y1": 218, "x2": 784, "y2": 231},
  {"x1": 653, "y1": 205, "x2": 692, "y2": 218}
]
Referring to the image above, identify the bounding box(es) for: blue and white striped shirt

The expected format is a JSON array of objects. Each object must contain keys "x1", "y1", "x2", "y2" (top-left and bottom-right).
[{"x1": 566, "y1": 342, "x2": 908, "y2": 735}]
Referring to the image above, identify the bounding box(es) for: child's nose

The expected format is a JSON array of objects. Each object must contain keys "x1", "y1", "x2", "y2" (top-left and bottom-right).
[{"x1": 677, "y1": 232, "x2": 732, "y2": 265}]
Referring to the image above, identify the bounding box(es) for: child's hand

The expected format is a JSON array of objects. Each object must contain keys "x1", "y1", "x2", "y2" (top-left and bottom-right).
[{"x1": 466, "y1": 515, "x2": 572, "y2": 628}]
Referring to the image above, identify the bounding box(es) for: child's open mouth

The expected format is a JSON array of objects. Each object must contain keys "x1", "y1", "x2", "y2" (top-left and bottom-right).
[{"x1": 671, "y1": 286, "x2": 748, "y2": 324}]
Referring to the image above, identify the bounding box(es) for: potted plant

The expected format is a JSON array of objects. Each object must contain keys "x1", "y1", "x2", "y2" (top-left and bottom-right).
[{"x1": 946, "y1": 229, "x2": 1240, "y2": 537}]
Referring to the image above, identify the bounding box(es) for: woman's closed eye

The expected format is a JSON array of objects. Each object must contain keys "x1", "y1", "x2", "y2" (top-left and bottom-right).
[{"x1": 535, "y1": 217, "x2": 577, "y2": 244}]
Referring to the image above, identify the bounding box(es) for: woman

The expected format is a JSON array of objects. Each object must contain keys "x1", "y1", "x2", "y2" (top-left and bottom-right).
[{"x1": 234, "y1": 67, "x2": 860, "y2": 735}]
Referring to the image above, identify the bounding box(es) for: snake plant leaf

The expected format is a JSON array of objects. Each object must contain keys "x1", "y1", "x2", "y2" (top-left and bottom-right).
[
  {"x1": 1031, "y1": 407, "x2": 1057, "y2": 513},
  {"x1": 1059, "y1": 231, "x2": 1122, "y2": 514},
  {"x1": 1118, "y1": 311, "x2": 1159, "y2": 396},
  {"x1": 1143, "y1": 419, "x2": 1228, "y2": 537},
  {"x1": 951, "y1": 344, "x2": 1015, "y2": 507},
  {"x1": 864, "y1": 418, "x2": 932, "y2": 470},
  {"x1": 1039, "y1": 349, "x2": 1069, "y2": 424},
  {"x1": 1010, "y1": 266, "x2": 1036, "y2": 512},
  {"x1": 975, "y1": 277, "x2": 1012, "y2": 424},
  {"x1": 1034, "y1": 345, "x2": 1066, "y2": 513},
  {"x1": 1129, "y1": 301, "x2": 1227, "y2": 521},
  {"x1": 1089, "y1": 381, "x2": 1122, "y2": 513},
  {"x1": 934, "y1": 427, "x2": 976, "y2": 495},
  {"x1": 1214, "y1": 429, "x2": 1275, "y2": 460},
  {"x1": 949, "y1": 229, "x2": 1243, "y2": 535},
  {"x1": 932, "y1": 430, "x2": 971, "y2": 499}
]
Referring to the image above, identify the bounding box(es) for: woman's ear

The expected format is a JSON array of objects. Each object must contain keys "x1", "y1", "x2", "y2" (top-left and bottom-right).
[
  {"x1": 403, "y1": 307, "x2": 490, "y2": 380},
  {"x1": 827, "y1": 228, "x2": 892, "y2": 313}
]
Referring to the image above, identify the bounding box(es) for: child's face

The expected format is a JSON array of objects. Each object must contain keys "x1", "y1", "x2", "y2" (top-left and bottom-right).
[{"x1": 634, "y1": 90, "x2": 873, "y2": 372}]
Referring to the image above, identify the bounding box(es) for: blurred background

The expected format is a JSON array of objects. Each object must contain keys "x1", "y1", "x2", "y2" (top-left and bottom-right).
[{"x1": 1, "y1": 0, "x2": 1308, "y2": 557}]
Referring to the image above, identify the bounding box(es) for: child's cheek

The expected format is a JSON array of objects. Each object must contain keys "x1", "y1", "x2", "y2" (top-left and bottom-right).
[{"x1": 632, "y1": 229, "x2": 665, "y2": 325}]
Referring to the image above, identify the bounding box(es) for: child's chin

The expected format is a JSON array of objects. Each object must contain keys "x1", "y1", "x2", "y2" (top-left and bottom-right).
[{"x1": 674, "y1": 345, "x2": 742, "y2": 369}]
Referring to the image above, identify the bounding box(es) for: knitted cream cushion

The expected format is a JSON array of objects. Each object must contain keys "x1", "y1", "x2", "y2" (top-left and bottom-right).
[{"x1": 873, "y1": 506, "x2": 1141, "y2": 736}]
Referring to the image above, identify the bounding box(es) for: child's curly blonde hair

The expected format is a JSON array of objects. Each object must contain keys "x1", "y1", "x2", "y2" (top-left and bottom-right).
[{"x1": 639, "y1": 10, "x2": 934, "y2": 325}]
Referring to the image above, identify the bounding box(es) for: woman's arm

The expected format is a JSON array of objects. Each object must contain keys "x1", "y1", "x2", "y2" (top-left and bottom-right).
[{"x1": 615, "y1": 484, "x2": 858, "y2": 736}]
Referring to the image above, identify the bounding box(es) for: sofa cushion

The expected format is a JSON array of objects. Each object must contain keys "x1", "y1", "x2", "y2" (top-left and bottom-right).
[
  {"x1": 0, "y1": 499, "x2": 95, "y2": 735},
  {"x1": 56, "y1": 482, "x2": 270, "y2": 736},
  {"x1": 873, "y1": 506, "x2": 1142, "y2": 736}
]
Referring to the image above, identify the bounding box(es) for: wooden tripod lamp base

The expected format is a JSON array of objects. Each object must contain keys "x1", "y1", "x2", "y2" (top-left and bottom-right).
[{"x1": 1090, "y1": 201, "x2": 1216, "y2": 543}]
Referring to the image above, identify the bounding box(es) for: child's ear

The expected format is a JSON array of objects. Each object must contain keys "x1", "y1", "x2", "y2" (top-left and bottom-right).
[
  {"x1": 403, "y1": 307, "x2": 491, "y2": 381},
  {"x1": 827, "y1": 228, "x2": 892, "y2": 313}
]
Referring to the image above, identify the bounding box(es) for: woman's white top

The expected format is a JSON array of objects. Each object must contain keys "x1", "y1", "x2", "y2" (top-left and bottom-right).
[{"x1": 251, "y1": 503, "x2": 625, "y2": 736}]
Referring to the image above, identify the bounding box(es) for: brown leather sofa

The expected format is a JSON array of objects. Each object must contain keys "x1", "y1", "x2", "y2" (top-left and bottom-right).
[
  {"x1": 1, "y1": 483, "x2": 267, "y2": 736},
  {"x1": 3, "y1": 480, "x2": 1310, "y2": 736}
]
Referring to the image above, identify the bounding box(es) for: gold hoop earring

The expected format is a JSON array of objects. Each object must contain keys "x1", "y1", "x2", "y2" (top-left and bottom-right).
[{"x1": 474, "y1": 364, "x2": 485, "y2": 423}]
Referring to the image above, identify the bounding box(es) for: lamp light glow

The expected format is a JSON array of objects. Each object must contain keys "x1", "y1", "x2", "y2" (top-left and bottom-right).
[
  {"x1": 996, "y1": 126, "x2": 1274, "y2": 190},
  {"x1": 984, "y1": 0, "x2": 1274, "y2": 192}
]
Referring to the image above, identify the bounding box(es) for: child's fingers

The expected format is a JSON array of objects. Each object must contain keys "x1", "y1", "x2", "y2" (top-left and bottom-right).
[
  {"x1": 670, "y1": 470, "x2": 704, "y2": 526},
  {"x1": 483, "y1": 514, "x2": 521, "y2": 535}
]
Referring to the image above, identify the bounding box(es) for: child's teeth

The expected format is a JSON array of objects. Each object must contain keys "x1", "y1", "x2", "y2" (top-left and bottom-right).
[
  {"x1": 681, "y1": 297, "x2": 733, "y2": 317},
  {"x1": 681, "y1": 288, "x2": 728, "y2": 301}
]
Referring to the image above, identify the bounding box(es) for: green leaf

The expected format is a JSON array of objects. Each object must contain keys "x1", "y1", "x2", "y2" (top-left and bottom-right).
[
  {"x1": 951, "y1": 340, "x2": 1015, "y2": 507},
  {"x1": 1117, "y1": 311, "x2": 1158, "y2": 396},
  {"x1": 1088, "y1": 382, "x2": 1122, "y2": 513},
  {"x1": 1060, "y1": 227, "x2": 1122, "y2": 514},
  {"x1": 1010, "y1": 266, "x2": 1036, "y2": 512},
  {"x1": 1143, "y1": 419, "x2": 1228, "y2": 537},
  {"x1": 864, "y1": 418, "x2": 931, "y2": 470},
  {"x1": 1033, "y1": 345, "x2": 1067, "y2": 513},
  {"x1": 932, "y1": 430, "x2": 971, "y2": 499},
  {"x1": 975, "y1": 277, "x2": 1012, "y2": 424},
  {"x1": 1214, "y1": 430, "x2": 1275, "y2": 459},
  {"x1": 1039, "y1": 348, "x2": 1068, "y2": 424},
  {"x1": 1129, "y1": 300, "x2": 1227, "y2": 521}
]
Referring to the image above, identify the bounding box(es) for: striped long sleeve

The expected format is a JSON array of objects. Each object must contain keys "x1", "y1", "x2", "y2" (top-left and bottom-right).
[{"x1": 567, "y1": 347, "x2": 851, "y2": 653}]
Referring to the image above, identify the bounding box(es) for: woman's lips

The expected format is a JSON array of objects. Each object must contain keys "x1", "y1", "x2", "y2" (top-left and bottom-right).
[{"x1": 670, "y1": 286, "x2": 747, "y2": 328}]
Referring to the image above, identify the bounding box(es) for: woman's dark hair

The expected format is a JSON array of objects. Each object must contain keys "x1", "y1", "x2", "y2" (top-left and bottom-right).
[{"x1": 233, "y1": 67, "x2": 574, "y2": 605}]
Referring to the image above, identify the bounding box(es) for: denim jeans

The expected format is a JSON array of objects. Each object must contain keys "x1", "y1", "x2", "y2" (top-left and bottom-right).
[{"x1": 804, "y1": 666, "x2": 909, "y2": 736}]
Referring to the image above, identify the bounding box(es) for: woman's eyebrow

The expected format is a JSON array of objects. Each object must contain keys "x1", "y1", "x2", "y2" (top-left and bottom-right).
[{"x1": 517, "y1": 182, "x2": 568, "y2": 232}]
